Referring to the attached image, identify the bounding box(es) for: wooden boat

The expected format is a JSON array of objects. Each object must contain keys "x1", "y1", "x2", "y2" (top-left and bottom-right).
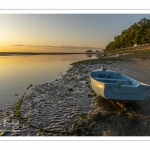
[{"x1": 90, "y1": 68, "x2": 150, "y2": 102}]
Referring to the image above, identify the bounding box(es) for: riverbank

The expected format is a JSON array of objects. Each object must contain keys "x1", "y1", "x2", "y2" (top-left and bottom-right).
[{"x1": 0, "y1": 56, "x2": 150, "y2": 136}]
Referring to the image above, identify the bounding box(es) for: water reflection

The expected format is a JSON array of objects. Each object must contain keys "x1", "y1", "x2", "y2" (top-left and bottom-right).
[
  {"x1": 86, "y1": 53, "x2": 92, "y2": 58},
  {"x1": 86, "y1": 53, "x2": 99, "y2": 58},
  {"x1": 0, "y1": 54, "x2": 97, "y2": 109}
]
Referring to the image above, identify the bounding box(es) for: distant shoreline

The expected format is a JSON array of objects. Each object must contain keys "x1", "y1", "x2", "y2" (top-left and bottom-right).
[{"x1": 0, "y1": 52, "x2": 98, "y2": 56}]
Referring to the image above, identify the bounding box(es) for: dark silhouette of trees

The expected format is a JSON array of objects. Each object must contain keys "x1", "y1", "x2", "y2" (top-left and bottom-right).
[{"x1": 106, "y1": 18, "x2": 150, "y2": 51}]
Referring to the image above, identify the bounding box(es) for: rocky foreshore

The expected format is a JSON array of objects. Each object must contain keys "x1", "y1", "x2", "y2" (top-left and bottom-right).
[{"x1": 0, "y1": 57, "x2": 150, "y2": 136}]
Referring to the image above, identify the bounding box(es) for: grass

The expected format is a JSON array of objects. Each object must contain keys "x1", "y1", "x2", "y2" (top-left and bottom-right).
[
  {"x1": 71, "y1": 57, "x2": 124, "y2": 65},
  {"x1": 130, "y1": 49, "x2": 150, "y2": 60},
  {"x1": 101, "y1": 48, "x2": 150, "y2": 63},
  {"x1": 104, "y1": 46, "x2": 150, "y2": 56},
  {"x1": 106, "y1": 47, "x2": 150, "y2": 55},
  {"x1": 105, "y1": 49, "x2": 135, "y2": 55}
]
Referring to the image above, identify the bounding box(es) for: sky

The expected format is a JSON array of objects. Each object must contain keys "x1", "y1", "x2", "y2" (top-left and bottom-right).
[{"x1": 0, "y1": 14, "x2": 150, "y2": 52}]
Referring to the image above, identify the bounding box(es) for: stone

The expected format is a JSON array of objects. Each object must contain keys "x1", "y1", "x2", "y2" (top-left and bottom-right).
[{"x1": 127, "y1": 106, "x2": 134, "y2": 111}]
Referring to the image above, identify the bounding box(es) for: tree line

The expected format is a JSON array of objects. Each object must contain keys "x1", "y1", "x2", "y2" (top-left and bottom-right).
[{"x1": 105, "y1": 18, "x2": 150, "y2": 51}]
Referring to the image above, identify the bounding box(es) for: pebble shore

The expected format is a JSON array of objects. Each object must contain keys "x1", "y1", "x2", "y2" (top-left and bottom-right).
[{"x1": 0, "y1": 57, "x2": 150, "y2": 136}]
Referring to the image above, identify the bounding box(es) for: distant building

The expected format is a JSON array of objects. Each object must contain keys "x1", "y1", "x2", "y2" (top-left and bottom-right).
[
  {"x1": 95, "y1": 50, "x2": 100, "y2": 53},
  {"x1": 86, "y1": 50, "x2": 93, "y2": 53},
  {"x1": 133, "y1": 44, "x2": 138, "y2": 47},
  {"x1": 100, "y1": 49, "x2": 105, "y2": 53}
]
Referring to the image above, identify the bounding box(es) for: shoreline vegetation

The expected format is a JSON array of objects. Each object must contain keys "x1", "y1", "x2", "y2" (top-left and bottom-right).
[{"x1": 0, "y1": 48, "x2": 150, "y2": 136}]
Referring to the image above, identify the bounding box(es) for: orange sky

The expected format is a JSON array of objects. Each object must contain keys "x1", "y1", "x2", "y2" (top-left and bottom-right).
[
  {"x1": 0, "y1": 45, "x2": 101, "y2": 53},
  {"x1": 1, "y1": 14, "x2": 150, "y2": 52}
]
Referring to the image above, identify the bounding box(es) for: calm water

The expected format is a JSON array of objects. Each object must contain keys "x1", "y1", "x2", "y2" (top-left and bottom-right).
[{"x1": 0, "y1": 54, "x2": 97, "y2": 109}]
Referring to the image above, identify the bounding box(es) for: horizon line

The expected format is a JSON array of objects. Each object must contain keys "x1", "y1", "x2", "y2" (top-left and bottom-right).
[{"x1": 11, "y1": 44, "x2": 103, "y2": 49}]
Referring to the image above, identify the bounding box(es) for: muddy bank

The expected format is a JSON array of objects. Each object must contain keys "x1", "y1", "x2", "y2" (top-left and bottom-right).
[{"x1": 0, "y1": 57, "x2": 150, "y2": 136}]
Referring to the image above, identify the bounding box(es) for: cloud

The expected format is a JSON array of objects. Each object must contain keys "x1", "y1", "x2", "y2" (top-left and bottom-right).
[
  {"x1": 11, "y1": 44, "x2": 102, "y2": 49},
  {"x1": 12, "y1": 44, "x2": 25, "y2": 46}
]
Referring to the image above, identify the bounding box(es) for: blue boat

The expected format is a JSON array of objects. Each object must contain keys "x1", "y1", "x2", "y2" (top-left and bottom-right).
[{"x1": 90, "y1": 68, "x2": 150, "y2": 102}]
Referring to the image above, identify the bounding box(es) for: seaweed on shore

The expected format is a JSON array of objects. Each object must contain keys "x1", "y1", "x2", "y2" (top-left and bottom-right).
[
  {"x1": 71, "y1": 57, "x2": 124, "y2": 65},
  {"x1": 27, "y1": 84, "x2": 33, "y2": 90},
  {"x1": 131, "y1": 49, "x2": 150, "y2": 60},
  {"x1": 15, "y1": 93, "x2": 25, "y2": 117}
]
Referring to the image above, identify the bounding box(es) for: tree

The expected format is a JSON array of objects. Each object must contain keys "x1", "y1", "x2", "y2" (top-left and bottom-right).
[
  {"x1": 146, "y1": 29, "x2": 150, "y2": 43},
  {"x1": 105, "y1": 18, "x2": 150, "y2": 51}
]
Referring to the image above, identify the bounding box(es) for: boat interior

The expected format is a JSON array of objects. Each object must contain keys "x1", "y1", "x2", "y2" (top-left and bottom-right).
[{"x1": 91, "y1": 70, "x2": 139, "y2": 86}]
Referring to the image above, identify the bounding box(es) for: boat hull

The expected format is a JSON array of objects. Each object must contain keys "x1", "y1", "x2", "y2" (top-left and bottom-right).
[{"x1": 90, "y1": 69, "x2": 150, "y2": 102}]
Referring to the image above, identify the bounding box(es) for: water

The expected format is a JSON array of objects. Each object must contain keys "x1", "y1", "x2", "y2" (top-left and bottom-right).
[{"x1": 0, "y1": 54, "x2": 97, "y2": 109}]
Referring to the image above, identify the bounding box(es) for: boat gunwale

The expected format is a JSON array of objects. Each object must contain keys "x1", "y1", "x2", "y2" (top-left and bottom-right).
[{"x1": 90, "y1": 69, "x2": 150, "y2": 87}]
